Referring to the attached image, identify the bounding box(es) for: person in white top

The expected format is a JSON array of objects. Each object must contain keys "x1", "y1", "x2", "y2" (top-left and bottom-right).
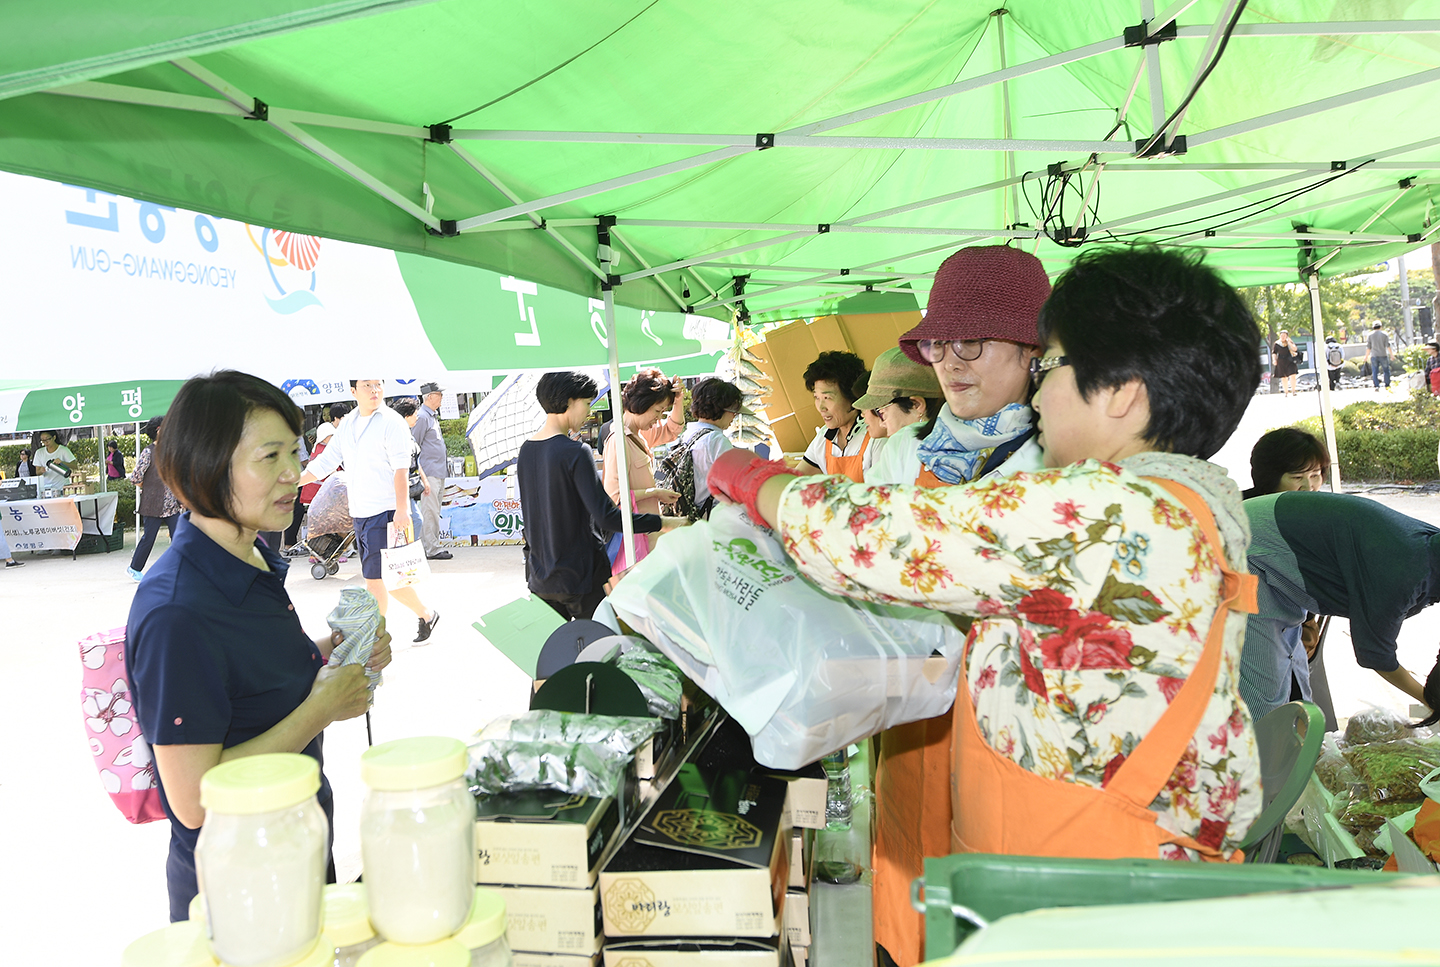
[
  {"x1": 854, "y1": 347, "x2": 945, "y2": 485},
  {"x1": 35, "y1": 430, "x2": 77, "y2": 489},
  {"x1": 300, "y1": 379, "x2": 440, "y2": 643},
  {"x1": 676, "y1": 378, "x2": 749, "y2": 514}
]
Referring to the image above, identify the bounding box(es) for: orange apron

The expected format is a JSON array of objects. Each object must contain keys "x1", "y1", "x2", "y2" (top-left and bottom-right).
[
  {"x1": 872, "y1": 478, "x2": 1255, "y2": 966},
  {"x1": 824, "y1": 429, "x2": 870, "y2": 483},
  {"x1": 951, "y1": 478, "x2": 1256, "y2": 859},
  {"x1": 871, "y1": 464, "x2": 951, "y2": 966}
]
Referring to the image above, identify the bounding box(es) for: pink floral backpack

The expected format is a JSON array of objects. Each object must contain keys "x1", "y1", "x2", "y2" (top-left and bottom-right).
[{"x1": 79, "y1": 627, "x2": 166, "y2": 824}]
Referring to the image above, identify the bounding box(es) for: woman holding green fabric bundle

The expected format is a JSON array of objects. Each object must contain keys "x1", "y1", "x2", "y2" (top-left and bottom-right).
[{"x1": 709, "y1": 244, "x2": 1265, "y2": 967}]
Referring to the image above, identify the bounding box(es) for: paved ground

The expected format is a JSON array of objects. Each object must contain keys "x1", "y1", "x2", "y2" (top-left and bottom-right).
[{"x1": 4, "y1": 380, "x2": 1435, "y2": 965}]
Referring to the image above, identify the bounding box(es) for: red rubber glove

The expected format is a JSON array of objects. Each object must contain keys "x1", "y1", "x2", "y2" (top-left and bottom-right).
[{"x1": 707, "y1": 449, "x2": 801, "y2": 527}]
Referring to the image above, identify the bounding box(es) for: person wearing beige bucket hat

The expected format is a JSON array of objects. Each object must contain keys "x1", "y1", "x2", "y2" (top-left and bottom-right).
[
  {"x1": 852, "y1": 347, "x2": 944, "y2": 484},
  {"x1": 899, "y1": 244, "x2": 1052, "y2": 487}
]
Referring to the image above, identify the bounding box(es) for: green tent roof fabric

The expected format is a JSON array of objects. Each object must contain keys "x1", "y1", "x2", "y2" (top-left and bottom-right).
[{"x1": 2, "y1": 2, "x2": 1439, "y2": 323}]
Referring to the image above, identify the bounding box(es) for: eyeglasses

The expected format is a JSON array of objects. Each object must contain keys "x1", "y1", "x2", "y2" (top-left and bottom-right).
[
  {"x1": 1029, "y1": 354, "x2": 1070, "y2": 387},
  {"x1": 915, "y1": 338, "x2": 987, "y2": 363}
]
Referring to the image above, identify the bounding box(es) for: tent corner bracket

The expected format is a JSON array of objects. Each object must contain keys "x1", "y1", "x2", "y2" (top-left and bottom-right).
[
  {"x1": 425, "y1": 219, "x2": 459, "y2": 237},
  {"x1": 756, "y1": 133, "x2": 775, "y2": 149},
  {"x1": 427, "y1": 123, "x2": 453, "y2": 144},
  {"x1": 1124, "y1": 20, "x2": 1177, "y2": 48},
  {"x1": 245, "y1": 98, "x2": 269, "y2": 121},
  {"x1": 1134, "y1": 134, "x2": 1186, "y2": 158}
]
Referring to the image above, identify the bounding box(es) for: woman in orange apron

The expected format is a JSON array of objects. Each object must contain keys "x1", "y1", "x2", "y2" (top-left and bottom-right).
[
  {"x1": 797, "y1": 350, "x2": 871, "y2": 483},
  {"x1": 709, "y1": 244, "x2": 1267, "y2": 967}
]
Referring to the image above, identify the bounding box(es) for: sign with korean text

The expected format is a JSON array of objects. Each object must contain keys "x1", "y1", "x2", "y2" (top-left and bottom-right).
[
  {"x1": 15, "y1": 380, "x2": 184, "y2": 431},
  {"x1": 2, "y1": 498, "x2": 83, "y2": 550}
]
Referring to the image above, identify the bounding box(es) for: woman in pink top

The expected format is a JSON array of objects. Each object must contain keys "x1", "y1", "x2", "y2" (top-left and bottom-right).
[{"x1": 604, "y1": 369, "x2": 683, "y2": 570}]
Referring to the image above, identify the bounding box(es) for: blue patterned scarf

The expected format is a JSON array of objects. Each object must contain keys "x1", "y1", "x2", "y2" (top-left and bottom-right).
[{"x1": 916, "y1": 402, "x2": 1035, "y2": 484}]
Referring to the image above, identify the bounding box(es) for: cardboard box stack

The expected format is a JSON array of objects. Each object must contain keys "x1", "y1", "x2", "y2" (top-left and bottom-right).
[
  {"x1": 475, "y1": 791, "x2": 618, "y2": 967},
  {"x1": 599, "y1": 719, "x2": 799, "y2": 967}
]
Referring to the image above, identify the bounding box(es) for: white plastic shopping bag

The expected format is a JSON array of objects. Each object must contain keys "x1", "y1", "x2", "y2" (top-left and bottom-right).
[
  {"x1": 607, "y1": 504, "x2": 966, "y2": 768},
  {"x1": 381, "y1": 525, "x2": 429, "y2": 591}
]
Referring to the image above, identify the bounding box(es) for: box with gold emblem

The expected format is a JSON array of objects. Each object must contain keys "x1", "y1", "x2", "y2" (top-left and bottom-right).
[
  {"x1": 599, "y1": 760, "x2": 790, "y2": 939},
  {"x1": 475, "y1": 791, "x2": 621, "y2": 889}
]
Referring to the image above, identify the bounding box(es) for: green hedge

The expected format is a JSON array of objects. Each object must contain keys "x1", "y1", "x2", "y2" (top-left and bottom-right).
[{"x1": 1292, "y1": 389, "x2": 1440, "y2": 482}]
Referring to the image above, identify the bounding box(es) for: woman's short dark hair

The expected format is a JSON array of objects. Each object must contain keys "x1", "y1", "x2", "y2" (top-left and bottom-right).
[
  {"x1": 692, "y1": 379, "x2": 743, "y2": 421},
  {"x1": 1247, "y1": 428, "x2": 1329, "y2": 497},
  {"x1": 622, "y1": 368, "x2": 675, "y2": 415},
  {"x1": 804, "y1": 351, "x2": 867, "y2": 406},
  {"x1": 157, "y1": 370, "x2": 302, "y2": 531},
  {"x1": 536, "y1": 371, "x2": 598, "y2": 414},
  {"x1": 390, "y1": 397, "x2": 418, "y2": 418},
  {"x1": 1037, "y1": 244, "x2": 1261, "y2": 460}
]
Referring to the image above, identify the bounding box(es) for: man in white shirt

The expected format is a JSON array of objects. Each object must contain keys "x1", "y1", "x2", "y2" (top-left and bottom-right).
[{"x1": 300, "y1": 379, "x2": 440, "y2": 643}]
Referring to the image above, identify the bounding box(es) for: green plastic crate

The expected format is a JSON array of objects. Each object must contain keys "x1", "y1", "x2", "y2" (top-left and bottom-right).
[{"x1": 920, "y1": 853, "x2": 1400, "y2": 960}]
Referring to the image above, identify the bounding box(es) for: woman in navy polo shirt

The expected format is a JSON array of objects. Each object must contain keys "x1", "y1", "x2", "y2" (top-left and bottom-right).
[{"x1": 127, "y1": 371, "x2": 392, "y2": 921}]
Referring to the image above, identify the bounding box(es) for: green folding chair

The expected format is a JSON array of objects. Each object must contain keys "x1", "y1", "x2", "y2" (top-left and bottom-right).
[{"x1": 1240, "y1": 700, "x2": 1326, "y2": 863}]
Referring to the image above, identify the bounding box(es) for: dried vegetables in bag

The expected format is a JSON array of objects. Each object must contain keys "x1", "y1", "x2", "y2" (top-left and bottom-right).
[
  {"x1": 1342, "y1": 737, "x2": 1440, "y2": 803},
  {"x1": 1314, "y1": 733, "x2": 1358, "y2": 794},
  {"x1": 465, "y1": 738, "x2": 630, "y2": 799},
  {"x1": 1343, "y1": 707, "x2": 1413, "y2": 746},
  {"x1": 477, "y1": 710, "x2": 662, "y2": 759},
  {"x1": 613, "y1": 649, "x2": 684, "y2": 720}
]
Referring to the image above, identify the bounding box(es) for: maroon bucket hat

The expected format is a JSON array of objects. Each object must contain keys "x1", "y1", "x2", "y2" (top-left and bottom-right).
[{"x1": 899, "y1": 245, "x2": 1052, "y2": 365}]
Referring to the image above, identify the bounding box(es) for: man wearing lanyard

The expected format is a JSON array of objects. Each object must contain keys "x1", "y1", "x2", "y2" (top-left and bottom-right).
[{"x1": 300, "y1": 380, "x2": 441, "y2": 643}]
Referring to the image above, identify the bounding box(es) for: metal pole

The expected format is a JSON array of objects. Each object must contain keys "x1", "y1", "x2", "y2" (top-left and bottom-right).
[
  {"x1": 604, "y1": 286, "x2": 637, "y2": 567},
  {"x1": 1307, "y1": 272, "x2": 1342, "y2": 492},
  {"x1": 135, "y1": 420, "x2": 142, "y2": 538},
  {"x1": 1399, "y1": 253, "x2": 1413, "y2": 344}
]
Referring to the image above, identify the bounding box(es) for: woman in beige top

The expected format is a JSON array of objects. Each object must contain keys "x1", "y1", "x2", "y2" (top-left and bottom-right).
[{"x1": 604, "y1": 369, "x2": 683, "y2": 570}]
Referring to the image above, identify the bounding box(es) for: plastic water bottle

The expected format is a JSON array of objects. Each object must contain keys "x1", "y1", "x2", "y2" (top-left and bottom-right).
[{"x1": 822, "y1": 748, "x2": 852, "y2": 829}]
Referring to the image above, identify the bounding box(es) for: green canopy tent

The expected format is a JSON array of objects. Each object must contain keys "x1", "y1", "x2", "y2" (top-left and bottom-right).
[{"x1": 5, "y1": 0, "x2": 1440, "y2": 549}]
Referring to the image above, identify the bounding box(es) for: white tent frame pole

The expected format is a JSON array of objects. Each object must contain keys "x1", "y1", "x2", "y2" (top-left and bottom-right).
[
  {"x1": 134, "y1": 420, "x2": 141, "y2": 537},
  {"x1": 604, "y1": 286, "x2": 636, "y2": 568},
  {"x1": 446, "y1": 145, "x2": 610, "y2": 282},
  {"x1": 994, "y1": 10, "x2": 1021, "y2": 225},
  {"x1": 1140, "y1": 0, "x2": 1167, "y2": 136},
  {"x1": 620, "y1": 231, "x2": 814, "y2": 284},
  {"x1": 1150, "y1": 0, "x2": 1200, "y2": 35},
  {"x1": 170, "y1": 58, "x2": 442, "y2": 232},
  {"x1": 1188, "y1": 66, "x2": 1440, "y2": 148},
  {"x1": 454, "y1": 146, "x2": 750, "y2": 231},
  {"x1": 610, "y1": 228, "x2": 689, "y2": 313},
  {"x1": 1163, "y1": 0, "x2": 1243, "y2": 140},
  {"x1": 695, "y1": 239, "x2": 990, "y2": 311},
  {"x1": 1190, "y1": 20, "x2": 1440, "y2": 38},
  {"x1": 1306, "y1": 272, "x2": 1342, "y2": 493}
]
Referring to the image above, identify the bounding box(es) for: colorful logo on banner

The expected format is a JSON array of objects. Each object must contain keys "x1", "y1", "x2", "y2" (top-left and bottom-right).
[
  {"x1": 248, "y1": 225, "x2": 323, "y2": 314},
  {"x1": 489, "y1": 498, "x2": 524, "y2": 538}
]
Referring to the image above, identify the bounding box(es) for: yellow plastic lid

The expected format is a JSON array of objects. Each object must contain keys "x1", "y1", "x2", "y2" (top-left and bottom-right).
[
  {"x1": 187, "y1": 892, "x2": 204, "y2": 922},
  {"x1": 454, "y1": 887, "x2": 508, "y2": 949},
  {"x1": 356, "y1": 939, "x2": 470, "y2": 967},
  {"x1": 121, "y1": 921, "x2": 218, "y2": 967},
  {"x1": 360, "y1": 736, "x2": 467, "y2": 791},
  {"x1": 323, "y1": 883, "x2": 375, "y2": 947},
  {"x1": 269, "y1": 938, "x2": 333, "y2": 967},
  {"x1": 201, "y1": 753, "x2": 320, "y2": 814}
]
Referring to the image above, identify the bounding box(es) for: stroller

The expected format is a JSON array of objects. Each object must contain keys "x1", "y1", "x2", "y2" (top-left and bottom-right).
[{"x1": 293, "y1": 473, "x2": 356, "y2": 580}]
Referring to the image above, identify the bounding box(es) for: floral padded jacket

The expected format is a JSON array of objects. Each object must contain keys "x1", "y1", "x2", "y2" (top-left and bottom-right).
[{"x1": 776, "y1": 459, "x2": 1262, "y2": 858}]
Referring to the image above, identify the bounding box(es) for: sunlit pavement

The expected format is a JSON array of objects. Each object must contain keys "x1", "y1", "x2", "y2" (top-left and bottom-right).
[{"x1": 4, "y1": 382, "x2": 1436, "y2": 964}]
